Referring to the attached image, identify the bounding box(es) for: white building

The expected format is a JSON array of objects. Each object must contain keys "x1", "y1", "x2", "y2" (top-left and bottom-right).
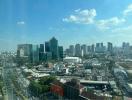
[{"x1": 64, "y1": 57, "x2": 82, "y2": 63}]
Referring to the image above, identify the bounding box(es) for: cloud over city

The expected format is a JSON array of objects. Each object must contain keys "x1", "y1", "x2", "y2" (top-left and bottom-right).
[
  {"x1": 63, "y1": 9, "x2": 96, "y2": 24},
  {"x1": 63, "y1": 4, "x2": 132, "y2": 31}
]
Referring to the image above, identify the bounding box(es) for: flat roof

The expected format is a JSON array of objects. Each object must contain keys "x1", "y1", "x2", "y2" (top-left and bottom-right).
[
  {"x1": 64, "y1": 57, "x2": 80, "y2": 59},
  {"x1": 80, "y1": 80, "x2": 109, "y2": 84}
]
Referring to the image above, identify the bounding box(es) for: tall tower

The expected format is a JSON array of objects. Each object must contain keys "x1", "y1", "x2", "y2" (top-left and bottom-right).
[
  {"x1": 81, "y1": 44, "x2": 87, "y2": 56},
  {"x1": 75, "y1": 44, "x2": 81, "y2": 57},
  {"x1": 45, "y1": 41, "x2": 50, "y2": 52},
  {"x1": 17, "y1": 44, "x2": 33, "y2": 62},
  {"x1": 49, "y1": 37, "x2": 58, "y2": 60},
  {"x1": 58, "y1": 46, "x2": 63, "y2": 60},
  {"x1": 39, "y1": 44, "x2": 44, "y2": 62},
  {"x1": 32, "y1": 45, "x2": 39, "y2": 63},
  {"x1": 107, "y1": 42, "x2": 113, "y2": 53},
  {"x1": 69, "y1": 45, "x2": 74, "y2": 56}
]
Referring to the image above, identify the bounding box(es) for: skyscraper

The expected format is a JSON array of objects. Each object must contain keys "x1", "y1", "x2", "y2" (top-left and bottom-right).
[
  {"x1": 91, "y1": 44, "x2": 95, "y2": 53},
  {"x1": 87, "y1": 44, "x2": 95, "y2": 53},
  {"x1": 49, "y1": 37, "x2": 58, "y2": 60},
  {"x1": 69, "y1": 45, "x2": 74, "y2": 56},
  {"x1": 32, "y1": 45, "x2": 39, "y2": 63},
  {"x1": 39, "y1": 44, "x2": 44, "y2": 53},
  {"x1": 45, "y1": 41, "x2": 50, "y2": 52},
  {"x1": 75, "y1": 44, "x2": 81, "y2": 57},
  {"x1": 122, "y1": 42, "x2": 130, "y2": 55},
  {"x1": 17, "y1": 44, "x2": 33, "y2": 62},
  {"x1": 81, "y1": 44, "x2": 87, "y2": 56},
  {"x1": 95, "y1": 43, "x2": 100, "y2": 53},
  {"x1": 65, "y1": 49, "x2": 70, "y2": 56},
  {"x1": 122, "y1": 42, "x2": 130, "y2": 49},
  {"x1": 58, "y1": 46, "x2": 63, "y2": 60},
  {"x1": 95, "y1": 43, "x2": 105, "y2": 53},
  {"x1": 107, "y1": 42, "x2": 113, "y2": 53},
  {"x1": 87, "y1": 45, "x2": 91, "y2": 53},
  {"x1": 39, "y1": 44, "x2": 44, "y2": 62}
]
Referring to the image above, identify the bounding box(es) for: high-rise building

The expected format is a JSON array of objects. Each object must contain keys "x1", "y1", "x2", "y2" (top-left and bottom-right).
[
  {"x1": 45, "y1": 41, "x2": 50, "y2": 52},
  {"x1": 58, "y1": 46, "x2": 63, "y2": 60},
  {"x1": 39, "y1": 44, "x2": 44, "y2": 53},
  {"x1": 95, "y1": 43, "x2": 100, "y2": 53},
  {"x1": 87, "y1": 44, "x2": 95, "y2": 53},
  {"x1": 95, "y1": 43, "x2": 106, "y2": 53},
  {"x1": 75, "y1": 44, "x2": 81, "y2": 57},
  {"x1": 87, "y1": 45, "x2": 91, "y2": 53},
  {"x1": 65, "y1": 49, "x2": 70, "y2": 56},
  {"x1": 32, "y1": 45, "x2": 39, "y2": 63},
  {"x1": 107, "y1": 42, "x2": 113, "y2": 53},
  {"x1": 17, "y1": 44, "x2": 33, "y2": 62},
  {"x1": 18, "y1": 48, "x2": 25, "y2": 57},
  {"x1": 39, "y1": 44, "x2": 44, "y2": 61},
  {"x1": 45, "y1": 52, "x2": 52, "y2": 61},
  {"x1": 101, "y1": 43, "x2": 103, "y2": 48},
  {"x1": 81, "y1": 44, "x2": 87, "y2": 56},
  {"x1": 69, "y1": 45, "x2": 74, "y2": 56},
  {"x1": 95, "y1": 43, "x2": 105, "y2": 53},
  {"x1": 49, "y1": 37, "x2": 58, "y2": 60},
  {"x1": 91, "y1": 44, "x2": 95, "y2": 53},
  {"x1": 122, "y1": 42, "x2": 130, "y2": 55},
  {"x1": 122, "y1": 42, "x2": 130, "y2": 49}
]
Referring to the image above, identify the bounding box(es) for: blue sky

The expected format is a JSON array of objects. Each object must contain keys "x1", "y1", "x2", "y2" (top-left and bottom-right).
[{"x1": 1, "y1": 0, "x2": 132, "y2": 51}]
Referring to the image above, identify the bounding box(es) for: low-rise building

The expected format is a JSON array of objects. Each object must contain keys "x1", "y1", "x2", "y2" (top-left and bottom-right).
[{"x1": 64, "y1": 57, "x2": 82, "y2": 63}]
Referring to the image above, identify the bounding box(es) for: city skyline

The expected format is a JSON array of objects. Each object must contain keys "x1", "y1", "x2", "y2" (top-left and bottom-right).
[
  {"x1": 1, "y1": 0, "x2": 132, "y2": 51},
  {"x1": 0, "y1": 35, "x2": 132, "y2": 52}
]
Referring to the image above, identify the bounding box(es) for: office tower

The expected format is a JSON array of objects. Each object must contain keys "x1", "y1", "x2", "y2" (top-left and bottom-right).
[
  {"x1": 18, "y1": 48, "x2": 25, "y2": 57},
  {"x1": 17, "y1": 44, "x2": 33, "y2": 62},
  {"x1": 75, "y1": 44, "x2": 81, "y2": 57},
  {"x1": 95, "y1": 43, "x2": 100, "y2": 53},
  {"x1": 49, "y1": 37, "x2": 58, "y2": 60},
  {"x1": 45, "y1": 41, "x2": 50, "y2": 52},
  {"x1": 39, "y1": 44, "x2": 44, "y2": 62},
  {"x1": 58, "y1": 46, "x2": 63, "y2": 60},
  {"x1": 69, "y1": 45, "x2": 74, "y2": 56},
  {"x1": 100, "y1": 43, "x2": 106, "y2": 53},
  {"x1": 39, "y1": 44, "x2": 44, "y2": 53},
  {"x1": 32, "y1": 45, "x2": 39, "y2": 63},
  {"x1": 95, "y1": 43, "x2": 105, "y2": 53},
  {"x1": 81, "y1": 44, "x2": 87, "y2": 56},
  {"x1": 91, "y1": 44, "x2": 95, "y2": 53},
  {"x1": 65, "y1": 49, "x2": 70, "y2": 56},
  {"x1": 107, "y1": 42, "x2": 113, "y2": 53},
  {"x1": 87, "y1": 45, "x2": 91, "y2": 53},
  {"x1": 122, "y1": 42, "x2": 130, "y2": 55},
  {"x1": 100, "y1": 42, "x2": 105, "y2": 52},
  {"x1": 122, "y1": 42, "x2": 130, "y2": 49},
  {"x1": 44, "y1": 52, "x2": 52, "y2": 61},
  {"x1": 101, "y1": 43, "x2": 103, "y2": 48},
  {"x1": 87, "y1": 44, "x2": 95, "y2": 53}
]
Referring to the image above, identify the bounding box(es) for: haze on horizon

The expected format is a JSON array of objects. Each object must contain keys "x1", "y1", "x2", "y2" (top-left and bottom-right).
[{"x1": 1, "y1": 0, "x2": 132, "y2": 51}]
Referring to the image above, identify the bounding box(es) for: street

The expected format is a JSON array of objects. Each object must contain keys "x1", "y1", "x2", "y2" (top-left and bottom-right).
[{"x1": 2, "y1": 57, "x2": 22, "y2": 100}]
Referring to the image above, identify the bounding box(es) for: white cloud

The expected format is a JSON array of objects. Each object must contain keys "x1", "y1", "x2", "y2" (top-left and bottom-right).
[
  {"x1": 96, "y1": 17, "x2": 125, "y2": 30},
  {"x1": 75, "y1": 9, "x2": 81, "y2": 12},
  {"x1": 108, "y1": 25, "x2": 132, "y2": 41},
  {"x1": 123, "y1": 4, "x2": 132, "y2": 16},
  {"x1": 112, "y1": 25, "x2": 132, "y2": 34},
  {"x1": 63, "y1": 9, "x2": 96, "y2": 24},
  {"x1": 63, "y1": 15, "x2": 78, "y2": 22},
  {"x1": 17, "y1": 21, "x2": 25, "y2": 25},
  {"x1": 63, "y1": 8, "x2": 127, "y2": 31}
]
